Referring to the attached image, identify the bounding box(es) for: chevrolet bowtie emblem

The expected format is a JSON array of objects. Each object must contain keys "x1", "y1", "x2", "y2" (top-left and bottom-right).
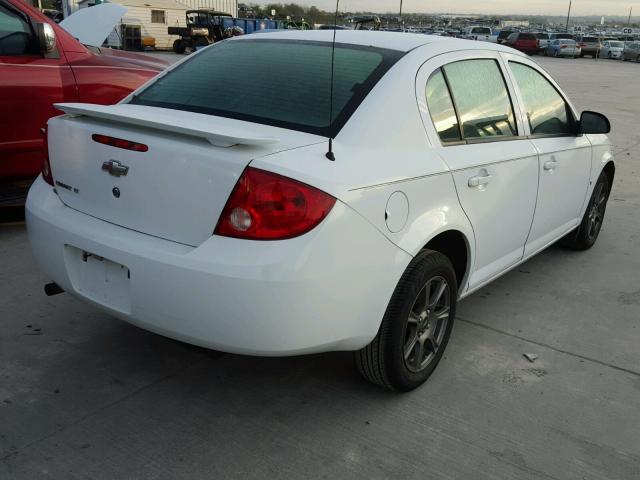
[{"x1": 102, "y1": 160, "x2": 129, "y2": 177}]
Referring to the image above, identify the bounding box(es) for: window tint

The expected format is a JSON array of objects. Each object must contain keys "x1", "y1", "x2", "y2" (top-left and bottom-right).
[
  {"x1": 425, "y1": 69, "x2": 461, "y2": 143},
  {"x1": 442, "y1": 59, "x2": 517, "y2": 140},
  {"x1": 0, "y1": 4, "x2": 35, "y2": 56},
  {"x1": 510, "y1": 62, "x2": 574, "y2": 136},
  {"x1": 131, "y1": 39, "x2": 403, "y2": 137},
  {"x1": 519, "y1": 33, "x2": 536, "y2": 40}
]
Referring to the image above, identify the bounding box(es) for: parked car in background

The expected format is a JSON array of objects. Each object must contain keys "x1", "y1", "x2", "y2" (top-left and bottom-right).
[
  {"x1": 550, "y1": 33, "x2": 575, "y2": 41},
  {"x1": 623, "y1": 41, "x2": 640, "y2": 62},
  {"x1": 505, "y1": 32, "x2": 539, "y2": 55},
  {"x1": 576, "y1": 36, "x2": 601, "y2": 57},
  {"x1": 535, "y1": 32, "x2": 550, "y2": 51},
  {"x1": 600, "y1": 40, "x2": 625, "y2": 59},
  {"x1": 496, "y1": 30, "x2": 515, "y2": 44},
  {"x1": 0, "y1": 0, "x2": 168, "y2": 204},
  {"x1": 464, "y1": 26, "x2": 492, "y2": 41},
  {"x1": 27, "y1": 32, "x2": 614, "y2": 392},
  {"x1": 546, "y1": 39, "x2": 581, "y2": 57}
]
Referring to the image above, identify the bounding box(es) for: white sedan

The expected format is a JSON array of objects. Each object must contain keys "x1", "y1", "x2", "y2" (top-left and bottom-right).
[
  {"x1": 27, "y1": 31, "x2": 614, "y2": 391},
  {"x1": 600, "y1": 40, "x2": 625, "y2": 59}
]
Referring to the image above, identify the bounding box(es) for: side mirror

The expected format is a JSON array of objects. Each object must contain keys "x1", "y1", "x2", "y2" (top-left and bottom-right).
[
  {"x1": 579, "y1": 111, "x2": 610, "y2": 134},
  {"x1": 35, "y1": 22, "x2": 56, "y2": 54}
]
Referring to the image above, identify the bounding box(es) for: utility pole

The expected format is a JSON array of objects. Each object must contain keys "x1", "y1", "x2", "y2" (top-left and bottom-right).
[
  {"x1": 628, "y1": 6, "x2": 633, "y2": 25},
  {"x1": 399, "y1": 0, "x2": 404, "y2": 32},
  {"x1": 565, "y1": 0, "x2": 572, "y2": 32}
]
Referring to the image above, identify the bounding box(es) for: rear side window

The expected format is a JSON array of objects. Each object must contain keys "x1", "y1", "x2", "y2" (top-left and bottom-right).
[
  {"x1": 425, "y1": 70, "x2": 461, "y2": 143},
  {"x1": 130, "y1": 39, "x2": 403, "y2": 137},
  {"x1": 442, "y1": 59, "x2": 517, "y2": 140},
  {"x1": 509, "y1": 62, "x2": 574, "y2": 136}
]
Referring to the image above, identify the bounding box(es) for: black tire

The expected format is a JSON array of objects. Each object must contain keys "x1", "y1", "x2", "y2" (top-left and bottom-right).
[
  {"x1": 637, "y1": 55, "x2": 640, "y2": 63},
  {"x1": 355, "y1": 250, "x2": 457, "y2": 391},
  {"x1": 172, "y1": 39, "x2": 185, "y2": 54},
  {"x1": 559, "y1": 171, "x2": 610, "y2": 250}
]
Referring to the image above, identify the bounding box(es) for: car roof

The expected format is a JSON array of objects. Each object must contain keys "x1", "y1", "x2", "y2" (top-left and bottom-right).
[{"x1": 232, "y1": 30, "x2": 518, "y2": 55}]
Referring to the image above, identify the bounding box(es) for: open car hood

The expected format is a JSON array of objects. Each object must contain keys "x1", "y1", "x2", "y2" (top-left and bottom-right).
[{"x1": 59, "y1": 4, "x2": 127, "y2": 47}]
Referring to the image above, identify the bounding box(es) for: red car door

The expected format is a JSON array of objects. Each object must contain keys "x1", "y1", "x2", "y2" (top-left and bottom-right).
[{"x1": 0, "y1": 0, "x2": 77, "y2": 180}]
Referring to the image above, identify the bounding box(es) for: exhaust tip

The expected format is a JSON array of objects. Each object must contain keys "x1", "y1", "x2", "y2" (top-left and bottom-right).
[{"x1": 44, "y1": 282, "x2": 64, "y2": 296}]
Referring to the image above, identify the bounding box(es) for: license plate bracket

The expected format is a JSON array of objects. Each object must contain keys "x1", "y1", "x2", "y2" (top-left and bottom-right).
[{"x1": 64, "y1": 246, "x2": 131, "y2": 314}]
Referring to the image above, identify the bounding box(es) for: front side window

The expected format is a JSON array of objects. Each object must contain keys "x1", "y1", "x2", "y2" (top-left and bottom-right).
[
  {"x1": 0, "y1": 4, "x2": 35, "y2": 56},
  {"x1": 442, "y1": 59, "x2": 517, "y2": 140},
  {"x1": 425, "y1": 69, "x2": 461, "y2": 143},
  {"x1": 509, "y1": 62, "x2": 574, "y2": 136},
  {"x1": 130, "y1": 39, "x2": 403, "y2": 137}
]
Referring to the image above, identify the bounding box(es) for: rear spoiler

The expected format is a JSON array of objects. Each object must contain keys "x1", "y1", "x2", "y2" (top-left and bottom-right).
[{"x1": 54, "y1": 103, "x2": 279, "y2": 148}]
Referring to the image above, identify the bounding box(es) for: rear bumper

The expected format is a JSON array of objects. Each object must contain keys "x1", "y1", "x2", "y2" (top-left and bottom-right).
[{"x1": 26, "y1": 176, "x2": 411, "y2": 355}]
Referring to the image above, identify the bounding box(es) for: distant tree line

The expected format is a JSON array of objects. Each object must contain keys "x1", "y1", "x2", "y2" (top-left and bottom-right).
[{"x1": 239, "y1": 3, "x2": 339, "y2": 25}]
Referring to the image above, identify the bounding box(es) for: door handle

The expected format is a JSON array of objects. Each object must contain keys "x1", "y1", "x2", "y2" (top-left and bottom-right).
[
  {"x1": 468, "y1": 174, "x2": 492, "y2": 187},
  {"x1": 543, "y1": 159, "x2": 558, "y2": 171}
]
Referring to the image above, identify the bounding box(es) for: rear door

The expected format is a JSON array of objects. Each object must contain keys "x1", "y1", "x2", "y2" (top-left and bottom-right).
[
  {"x1": 503, "y1": 55, "x2": 591, "y2": 256},
  {"x1": 417, "y1": 51, "x2": 538, "y2": 290},
  {"x1": 0, "y1": 0, "x2": 77, "y2": 179}
]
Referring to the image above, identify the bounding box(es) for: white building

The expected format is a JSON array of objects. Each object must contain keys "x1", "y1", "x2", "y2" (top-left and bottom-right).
[{"x1": 72, "y1": 0, "x2": 238, "y2": 50}]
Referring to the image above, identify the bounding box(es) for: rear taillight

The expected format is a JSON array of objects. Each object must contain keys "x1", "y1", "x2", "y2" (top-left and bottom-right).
[
  {"x1": 42, "y1": 126, "x2": 54, "y2": 186},
  {"x1": 214, "y1": 167, "x2": 336, "y2": 240},
  {"x1": 561, "y1": 45, "x2": 567, "y2": 49},
  {"x1": 92, "y1": 134, "x2": 148, "y2": 152}
]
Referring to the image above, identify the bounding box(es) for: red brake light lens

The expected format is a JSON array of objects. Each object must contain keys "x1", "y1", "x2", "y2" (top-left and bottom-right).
[
  {"x1": 92, "y1": 134, "x2": 148, "y2": 152},
  {"x1": 42, "y1": 126, "x2": 54, "y2": 186},
  {"x1": 215, "y1": 167, "x2": 336, "y2": 240}
]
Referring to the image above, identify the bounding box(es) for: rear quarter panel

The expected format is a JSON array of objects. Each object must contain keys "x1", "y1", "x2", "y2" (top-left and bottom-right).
[{"x1": 252, "y1": 46, "x2": 476, "y2": 290}]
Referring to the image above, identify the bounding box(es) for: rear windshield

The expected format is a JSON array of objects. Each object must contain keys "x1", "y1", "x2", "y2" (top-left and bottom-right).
[
  {"x1": 582, "y1": 37, "x2": 598, "y2": 42},
  {"x1": 519, "y1": 33, "x2": 536, "y2": 40},
  {"x1": 130, "y1": 39, "x2": 403, "y2": 137},
  {"x1": 609, "y1": 41, "x2": 624, "y2": 48},
  {"x1": 553, "y1": 34, "x2": 574, "y2": 40},
  {"x1": 471, "y1": 27, "x2": 491, "y2": 34},
  {"x1": 535, "y1": 33, "x2": 549, "y2": 39}
]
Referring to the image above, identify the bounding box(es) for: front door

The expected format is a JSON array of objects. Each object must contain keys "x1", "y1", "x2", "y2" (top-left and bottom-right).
[
  {"x1": 505, "y1": 59, "x2": 591, "y2": 256},
  {"x1": 419, "y1": 54, "x2": 538, "y2": 290},
  {"x1": 0, "y1": 1, "x2": 77, "y2": 180}
]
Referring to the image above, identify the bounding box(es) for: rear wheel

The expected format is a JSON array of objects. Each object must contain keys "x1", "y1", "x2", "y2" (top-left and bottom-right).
[
  {"x1": 637, "y1": 55, "x2": 640, "y2": 63},
  {"x1": 172, "y1": 39, "x2": 185, "y2": 54},
  {"x1": 355, "y1": 250, "x2": 457, "y2": 391},
  {"x1": 559, "y1": 172, "x2": 610, "y2": 250}
]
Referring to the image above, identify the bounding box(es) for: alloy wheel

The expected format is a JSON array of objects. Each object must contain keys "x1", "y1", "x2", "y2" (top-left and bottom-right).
[
  {"x1": 403, "y1": 276, "x2": 451, "y2": 373},
  {"x1": 586, "y1": 181, "x2": 608, "y2": 243}
]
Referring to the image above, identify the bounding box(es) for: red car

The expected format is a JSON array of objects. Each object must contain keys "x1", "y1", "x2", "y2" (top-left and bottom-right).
[
  {"x1": 0, "y1": 0, "x2": 168, "y2": 201},
  {"x1": 504, "y1": 32, "x2": 540, "y2": 55}
]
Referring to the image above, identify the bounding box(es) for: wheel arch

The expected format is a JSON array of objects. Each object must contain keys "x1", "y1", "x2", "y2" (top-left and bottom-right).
[
  {"x1": 602, "y1": 160, "x2": 615, "y2": 191},
  {"x1": 419, "y1": 229, "x2": 471, "y2": 294}
]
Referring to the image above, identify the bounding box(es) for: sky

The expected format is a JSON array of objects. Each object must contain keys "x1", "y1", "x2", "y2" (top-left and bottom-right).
[{"x1": 255, "y1": 0, "x2": 639, "y2": 17}]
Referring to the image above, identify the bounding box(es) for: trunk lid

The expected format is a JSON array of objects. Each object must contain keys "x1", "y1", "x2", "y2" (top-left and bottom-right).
[{"x1": 47, "y1": 104, "x2": 324, "y2": 246}]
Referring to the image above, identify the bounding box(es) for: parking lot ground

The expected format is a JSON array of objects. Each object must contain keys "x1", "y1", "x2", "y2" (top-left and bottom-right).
[{"x1": 1, "y1": 56, "x2": 640, "y2": 479}]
